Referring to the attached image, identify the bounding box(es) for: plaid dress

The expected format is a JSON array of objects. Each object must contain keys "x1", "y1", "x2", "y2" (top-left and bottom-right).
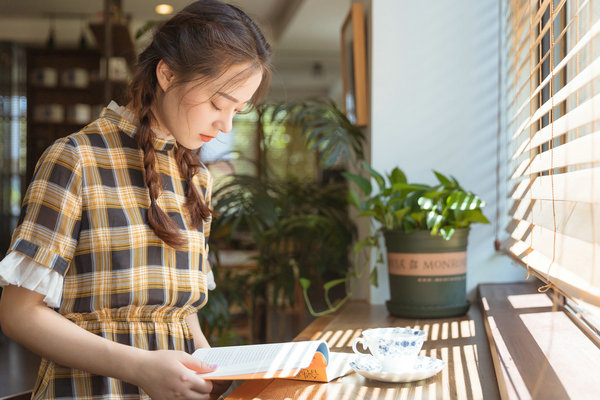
[{"x1": 8, "y1": 106, "x2": 212, "y2": 399}]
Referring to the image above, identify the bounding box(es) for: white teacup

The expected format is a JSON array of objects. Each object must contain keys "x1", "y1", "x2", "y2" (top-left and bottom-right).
[{"x1": 351, "y1": 327, "x2": 426, "y2": 372}]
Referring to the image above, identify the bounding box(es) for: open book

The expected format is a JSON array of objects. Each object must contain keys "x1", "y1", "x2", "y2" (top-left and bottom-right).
[{"x1": 192, "y1": 340, "x2": 354, "y2": 382}]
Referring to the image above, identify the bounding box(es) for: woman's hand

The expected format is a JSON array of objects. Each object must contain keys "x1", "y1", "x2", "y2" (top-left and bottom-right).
[{"x1": 135, "y1": 350, "x2": 217, "y2": 400}]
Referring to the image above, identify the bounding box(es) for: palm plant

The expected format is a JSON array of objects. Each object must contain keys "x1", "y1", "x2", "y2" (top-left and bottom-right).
[
  {"x1": 205, "y1": 99, "x2": 365, "y2": 340},
  {"x1": 269, "y1": 99, "x2": 365, "y2": 168}
]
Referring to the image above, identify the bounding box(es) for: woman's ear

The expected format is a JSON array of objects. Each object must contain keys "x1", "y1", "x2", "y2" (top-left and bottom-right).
[{"x1": 156, "y1": 59, "x2": 175, "y2": 92}]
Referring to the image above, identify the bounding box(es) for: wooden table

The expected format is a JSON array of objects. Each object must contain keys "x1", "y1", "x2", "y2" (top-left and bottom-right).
[{"x1": 226, "y1": 300, "x2": 500, "y2": 400}]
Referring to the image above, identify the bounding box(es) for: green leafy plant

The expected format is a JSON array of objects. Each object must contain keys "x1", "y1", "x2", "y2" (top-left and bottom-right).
[
  {"x1": 344, "y1": 162, "x2": 490, "y2": 242},
  {"x1": 300, "y1": 163, "x2": 491, "y2": 316}
]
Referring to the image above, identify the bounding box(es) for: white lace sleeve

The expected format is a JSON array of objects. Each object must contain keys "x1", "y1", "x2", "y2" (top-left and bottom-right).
[
  {"x1": 207, "y1": 269, "x2": 216, "y2": 290},
  {"x1": 0, "y1": 252, "x2": 64, "y2": 308}
]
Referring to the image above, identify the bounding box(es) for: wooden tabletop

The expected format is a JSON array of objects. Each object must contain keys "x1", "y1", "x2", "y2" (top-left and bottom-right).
[{"x1": 226, "y1": 300, "x2": 500, "y2": 400}]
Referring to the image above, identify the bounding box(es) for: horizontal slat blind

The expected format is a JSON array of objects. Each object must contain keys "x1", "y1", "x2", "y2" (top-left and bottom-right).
[
  {"x1": 503, "y1": 0, "x2": 600, "y2": 306},
  {"x1": 510, "y1": 168, "x2": 600, "y2": 202}
]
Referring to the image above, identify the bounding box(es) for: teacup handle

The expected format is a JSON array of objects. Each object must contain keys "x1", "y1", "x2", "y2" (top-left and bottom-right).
[{"x1": 351, "y1": 337, "x2": 370, "y2": 355}]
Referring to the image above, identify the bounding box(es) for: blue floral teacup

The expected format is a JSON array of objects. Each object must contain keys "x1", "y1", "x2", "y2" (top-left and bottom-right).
[{"x1": 351, "y1": 327, "x2": 426, "y2": 372}]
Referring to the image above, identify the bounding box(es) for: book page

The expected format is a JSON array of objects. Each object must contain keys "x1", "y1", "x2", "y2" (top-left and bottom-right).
[
  {"x1": 326, "y1": 352, "x2": 354, "y2": 381},
  {"x1": 193, "y1": 341, "x2": 328, "y2": 379}
]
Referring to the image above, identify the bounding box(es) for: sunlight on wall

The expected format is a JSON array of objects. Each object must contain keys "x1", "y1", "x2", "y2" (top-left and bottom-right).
[{"x1": 369, "y1": 0, "x2": 526, "y2": 306}]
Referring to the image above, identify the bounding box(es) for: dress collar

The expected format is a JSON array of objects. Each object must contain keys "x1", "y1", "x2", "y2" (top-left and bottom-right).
[{"x1": 101, "y1": 101, "x2": 177, "y2": 152}]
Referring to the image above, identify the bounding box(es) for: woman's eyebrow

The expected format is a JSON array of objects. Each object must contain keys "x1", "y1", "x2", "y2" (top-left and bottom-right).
[{"x1": 217, "y1": 91, "x2": 249, "y2": 105}]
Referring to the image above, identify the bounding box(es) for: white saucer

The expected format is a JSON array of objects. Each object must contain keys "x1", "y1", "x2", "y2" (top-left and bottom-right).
[{"x1": 349, "y1": 354, "x2": 445, "y2": 383}]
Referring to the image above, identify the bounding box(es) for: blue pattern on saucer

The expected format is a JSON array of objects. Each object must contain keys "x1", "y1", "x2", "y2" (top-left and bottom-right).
[
  {"x1": 350, "y1": 354, "x2": 383, "y2": 372},
  {"x1": 349, "y1": 354, "x2": 445, "y2": 383}
]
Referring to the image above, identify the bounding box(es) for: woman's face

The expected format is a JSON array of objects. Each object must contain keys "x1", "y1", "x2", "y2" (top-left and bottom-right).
[{"x1": 154, "y1": 62, "x2": 263, "y2": 150}]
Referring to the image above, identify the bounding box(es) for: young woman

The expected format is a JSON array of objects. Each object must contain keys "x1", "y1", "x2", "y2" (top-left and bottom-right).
[{"x1": 0, "y1": 1, "x2": 271, "y2": 399}]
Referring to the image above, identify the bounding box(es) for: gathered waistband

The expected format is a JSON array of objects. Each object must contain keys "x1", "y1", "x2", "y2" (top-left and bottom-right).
[{"x1": 64, "y1": 305, "x2": 197, "y2": 324}]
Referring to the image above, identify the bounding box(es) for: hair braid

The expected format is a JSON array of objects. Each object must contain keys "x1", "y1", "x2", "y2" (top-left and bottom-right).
[
  {"x1": 175, "y1": 146, "x2": 213, "y2": 228},
  {"x1": 133, "y1": 66, "x2": 186, "y2": 248}
]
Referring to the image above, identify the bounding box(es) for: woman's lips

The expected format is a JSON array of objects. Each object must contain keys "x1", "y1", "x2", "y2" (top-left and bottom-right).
[{"x1": 200, "y1": 134, "x2": 214, "y2": 142}]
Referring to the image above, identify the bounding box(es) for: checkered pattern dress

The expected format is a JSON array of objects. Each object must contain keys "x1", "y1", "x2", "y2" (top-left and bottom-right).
[{"x1": 8, "y1": 106, "x2": 212, "y2": 399}]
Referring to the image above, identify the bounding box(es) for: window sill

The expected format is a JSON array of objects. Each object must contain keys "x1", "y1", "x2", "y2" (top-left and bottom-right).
[{"x1": 479, "y1": 281, "x2": 600, "y2": 399}]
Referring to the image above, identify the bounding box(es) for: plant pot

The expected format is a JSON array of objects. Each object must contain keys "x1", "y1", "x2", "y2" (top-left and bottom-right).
[{"x1": 383, "y1": 228, "x2": 470, "y2": 318}]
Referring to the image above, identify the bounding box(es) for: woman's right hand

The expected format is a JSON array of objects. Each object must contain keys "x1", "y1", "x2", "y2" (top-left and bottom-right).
[{"x1": 135, "y1": 350, "x2": 217, "y2": 400}]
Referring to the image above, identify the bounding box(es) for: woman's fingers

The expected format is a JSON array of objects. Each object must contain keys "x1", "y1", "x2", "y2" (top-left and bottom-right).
[
  {"x1": 136, "y1": 350, "x2": 216, "y2": 400},
  {"x1": 180, "y1": 352, "x2": 218, "y2": 374},
  {"x1": 177, "y1": 368, "x2": 213, "y2": 397},
  {"x1": 179, "y1": 352, "x2": 216, "y2": 394}
]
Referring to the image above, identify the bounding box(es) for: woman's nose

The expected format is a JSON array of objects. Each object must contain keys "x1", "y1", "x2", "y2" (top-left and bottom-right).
[{"x1": 215, "y1": 112, "x2": 234, "y2": 133}]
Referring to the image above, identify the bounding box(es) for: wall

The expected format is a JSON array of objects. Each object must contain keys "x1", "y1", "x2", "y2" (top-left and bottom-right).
[{"x1": 368, "y1": 0, "x2": 526, "y2": 304}]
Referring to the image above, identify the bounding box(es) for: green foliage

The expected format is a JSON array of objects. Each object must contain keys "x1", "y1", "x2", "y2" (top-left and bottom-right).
[
  {"x1": 344, "y1": 162, "x2": 490, "y2": 240},
  {"x1": 196, "y1": 260, "x2": 262, "y2": 346},
  {"x1": 212, "y1": 175, "x2": 355, "y2": 309},
  {"x1": 209, "y1": 99, "x2": 365, "y2": 322},
  {"x1": 269, "y1": 99, "x2": 365, "y2": 169}
]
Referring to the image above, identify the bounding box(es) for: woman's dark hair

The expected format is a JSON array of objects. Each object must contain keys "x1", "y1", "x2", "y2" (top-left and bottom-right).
[{"x1": 127, "y1": 0, "x2": 272, "y2": 248}]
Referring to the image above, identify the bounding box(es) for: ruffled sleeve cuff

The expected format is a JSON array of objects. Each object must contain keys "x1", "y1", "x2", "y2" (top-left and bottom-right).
[
  {"x1": 0, "y1": 251, "x2": 64, "y2": 308},
  {"x1": 207, "y1": 269, "x2": 216, "y2": 291}
]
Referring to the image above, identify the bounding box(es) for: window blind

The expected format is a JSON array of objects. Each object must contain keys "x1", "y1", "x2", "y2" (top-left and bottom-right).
[{"x1": 503, "y1": 0, "x2": 600, "y2": 306}]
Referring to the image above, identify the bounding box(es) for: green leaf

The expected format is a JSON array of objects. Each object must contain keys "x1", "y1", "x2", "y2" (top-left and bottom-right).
[
  {"x1": 403, "y1": 220, "x2": 416, "y2": 232},
  {"x1": 409, "y1": 212, "x2": 424, "y2": 225},
  {"x1": 450, "y1": 176, "x2": 462, "y2": 188},
  {"x1": 325, "y1": 141, "x2": 345, "y2": 169},
  {"x1": 353, "y1": 237, "x2": 375, "y2": 253},
  {"x1": 392, "y1": 207, "x2": 410, "y2": 227},
  {"x1": 405, "y1": 191, "x2": 425, "y2": 209},
  {"x1": 369, "y1": 267, "x2": 378, "y2": 287},
  {"x1": 304, "y1": 120, "x2": 331, "y2": 139},
  {"x1": 342, "y1": 172, "x2": 372, "y2": 195},
  {"x1": 358, "y1": 210, "x2": 378, "y2": 218},
  {"x1": 433, "y1": 170, "x2": 454, "y2": 188},
  {"x1": 386, "y1": 212, "x2": 397, "y2": 230},
  {"x1": 440, "y1": 227, "x2": 455, "y2": 240},
  {"x1": 417, "y1": 197, "x2": 435, "y2": 210},
  {"x1": 299, "y1": 277, "x2": 311, "y2": 290},
  {"x1": 362, "y1": 162, "x2": 386, "y2": 192},
  {"x1": 391, "y1": 182, "x2": 430, "y2": 193},
  {"x1": 323, "y1": 278, "x2": 347, "y2": 292},
  {"x1": 347, "y1": 188, "x2": 361, "y2": 209},
  {"x1": 426, "y1": 210, "x2": 444, "y2": 232},
  {"x1": 389, "y1": 167, "x2": 407, "y2": 185},
  {"x1": 447, "y1": 191, "x2": 486, "y2": 210},
  {"x1": 462, "y1": 209, "x2": 491, "y2": 224},
  {"x1": 388, "y1": 196, "x2": 406, "y2": 209}
]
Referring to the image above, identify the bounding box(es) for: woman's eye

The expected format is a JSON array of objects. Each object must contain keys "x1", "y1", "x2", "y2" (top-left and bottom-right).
[{"x1": 211, "y1": 102, "x2": 222, "y2": 111}]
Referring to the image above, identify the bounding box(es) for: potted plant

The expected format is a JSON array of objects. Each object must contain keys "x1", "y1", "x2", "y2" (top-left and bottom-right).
[{"x1": 343, "y1": 162, "x2": 490, "y2": 318}]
